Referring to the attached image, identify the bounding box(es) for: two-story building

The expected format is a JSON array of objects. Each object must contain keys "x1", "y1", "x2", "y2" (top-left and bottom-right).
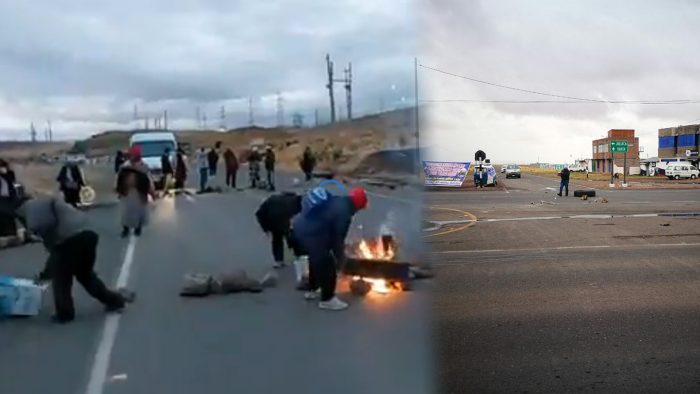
[{"x1": 591, "y1": 129, "x2": 640, "y2": 174}]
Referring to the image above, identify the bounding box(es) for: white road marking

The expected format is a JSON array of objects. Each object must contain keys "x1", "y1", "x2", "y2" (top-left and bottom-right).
[
  {"x1": 433, "y1": 241, "x2": 700, "y2": 258},
  {"x1": 86, "y1": 236, "x2": 138, "y2": 394}
]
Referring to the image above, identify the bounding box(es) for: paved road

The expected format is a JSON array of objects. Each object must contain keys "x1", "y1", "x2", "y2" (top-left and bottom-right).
[
  {"x1": 0, "y1": 170, "x2": 432, "y2": 394},
  {"x1": 426, "y1": 174, "x2": 700, "y2": 393}
]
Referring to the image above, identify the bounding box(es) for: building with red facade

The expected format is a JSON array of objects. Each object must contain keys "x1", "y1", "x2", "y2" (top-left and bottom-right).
[{"x1": 591, "y1": 129, "x2": 640, "y2": 174}]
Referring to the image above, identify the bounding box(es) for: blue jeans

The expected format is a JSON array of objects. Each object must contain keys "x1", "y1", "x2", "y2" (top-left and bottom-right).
[
  {"x1": 559, "y1": 180, "x2": 569, "y2": 196},
  {"x1": 199, "y1": 168, "x2": 209, "y2": 191}
]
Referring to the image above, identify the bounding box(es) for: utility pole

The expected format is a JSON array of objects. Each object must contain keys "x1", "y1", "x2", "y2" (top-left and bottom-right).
[
  {"x1": 276, "y1": 91, "x2": 284, "y2": 127},
  {"x1": 219, "y1": 106, "x2": 226, "y2": 130},
  {"x1": 30, "y1": 122, "x2": 36, "y2": 143},
  {"x1": 133, "y1": 104, "x2": 139, "y2": 121},
  {"x1": 414, "y1": 57, "x2": 420, "y2": 173},
  {"x1": 202, "y1": 112, "x2": 207, "y2": 129},
  {"x1": 344, "y1": 62, "x2": 352, "y2": 120},
  {"x1": 248, "y1": 97, "x2": 254, "y2": 126},
  {"x1": 163, "y1": 110, "x2": 168, "y2": 130},
  {"x1": 314, "y1": 109, "x2": 319, "y2": 126},
  {"x1": 48, "y1": 120, "x2": 52, "y2": 141},
  {"x1": 144, "y1": 117, "x2": 149, "y2": 130},
  {"x1": 326, "y1": 54, "x2": 336, "y2": 123}
]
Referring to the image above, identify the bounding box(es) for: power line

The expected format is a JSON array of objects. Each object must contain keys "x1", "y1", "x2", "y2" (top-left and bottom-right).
[
  {"x1": 421, "y1": 99, "x2": 700, "y2": 105},
  {"x1": 418, "y1": 63, "x2": 700, "y2": 104}
]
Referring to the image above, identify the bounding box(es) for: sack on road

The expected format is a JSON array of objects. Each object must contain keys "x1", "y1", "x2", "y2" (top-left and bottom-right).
[
  {"x1": 179, "y1": 270, "x2": 264, "y2": 297},
  {"x1": 180, "y1": 273, "x2": 214, "y2": 297}
]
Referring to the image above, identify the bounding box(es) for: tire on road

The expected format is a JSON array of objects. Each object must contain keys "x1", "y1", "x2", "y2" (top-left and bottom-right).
[{"x1": 573, "y1": 190, "x2": 596, "y2": 197}]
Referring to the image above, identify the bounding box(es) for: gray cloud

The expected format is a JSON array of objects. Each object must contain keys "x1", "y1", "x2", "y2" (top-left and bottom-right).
[
  {"x1": 424, "y1": 0, "x2": 700, "y2": 163},
  {"x1": 0, "y1": 0, "x2": 415, "y2": 139}
]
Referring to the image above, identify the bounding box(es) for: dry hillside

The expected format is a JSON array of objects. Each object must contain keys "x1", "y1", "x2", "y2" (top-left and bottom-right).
[{"x1": 84, "y1": 108, "x2": 417, "y2": 174}]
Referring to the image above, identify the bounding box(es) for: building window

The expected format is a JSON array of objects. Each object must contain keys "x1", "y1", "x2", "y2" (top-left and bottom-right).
[{"x1": 593, "y1": 145, "x2": 597, "y2": 154}]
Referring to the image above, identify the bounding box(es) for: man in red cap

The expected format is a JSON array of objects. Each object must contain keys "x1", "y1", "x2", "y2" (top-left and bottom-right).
[
  {"x1": 291, "y1": 186, "x2": 368, "y2": 311},
  {"x1": 116, "y1": 146, "x2": 156, "y2": 237}
]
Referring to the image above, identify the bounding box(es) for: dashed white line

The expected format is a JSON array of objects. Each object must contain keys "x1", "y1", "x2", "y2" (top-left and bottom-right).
[{"x1": 86, "y1": 236, "x2": 138, "y2": 394}]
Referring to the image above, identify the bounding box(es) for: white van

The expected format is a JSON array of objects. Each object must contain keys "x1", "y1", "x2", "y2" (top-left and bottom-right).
[
  {"x1": 129, "y1": 131, "x2": 177, "y2": 186},
  {"x1": 665, "y1": 163, "x2": 699, "y2": 180}
]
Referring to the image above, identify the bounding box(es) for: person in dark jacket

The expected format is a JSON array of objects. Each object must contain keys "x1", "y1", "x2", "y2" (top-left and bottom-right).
[
  {"x1": 114, "y1": 150, "x2": 126, "y2": 173},
  {"x1": 57, "y1": 161, "x2": 86, "y2": 207},
  {"x1": 256, "y1": 192, "x2": 303, "y2": 268},
  {"x1": 174, "y1": 148, "x2": 188, "y2": 190},
  {"x1": 12, "y1": 196, "x2": 134, "y2": 323},
  {"x1": 292, "y1": 187, "x2": 368, "y2": 311},
  {"x1": 0, "y1": 158, "x2": 18, "y2": 237},
  {"x1": 300, "y1": 147, "x2": 316, "y2": 182},
  {"x1": 264, "y1": 145, "x2": 276, "y2": 191},
  {"x1": 558, "y1": 166, "x2": 571, "y2": 197},
  {"x1": 160, "y1": 147, "x2": 174, "y2": 192},
  {"x1": 248, "y1": 147, "x2": 262, "y2": 188},
  {"x1": 207, "y1": 142, "x2": 222, "y2": 185},
  {"x1": 223, "y1": 148, "x2": 239, "y2": 189}
]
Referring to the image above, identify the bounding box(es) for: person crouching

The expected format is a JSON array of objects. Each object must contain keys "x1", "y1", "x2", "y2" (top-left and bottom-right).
[
  {"x1": 12, "y1": 196, "x2": 134, "y2": 323},
  {"x1": 291, "y1": 187, "x2": 368, "y2": 311},
  {"x1": 255, "y1": 191, "x2": 304, "y2": 269},
  {"x1": 116, "y1": 146, "x2": 156, "y2": 238}
]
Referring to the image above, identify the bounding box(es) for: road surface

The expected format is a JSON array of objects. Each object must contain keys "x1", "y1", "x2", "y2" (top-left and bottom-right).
[
  {"x1": 0, "y1": 170, "x2": 432, "y2": 394},
  {"x1": 427, "y1": 173, "x2": 700, "y2": 393}
]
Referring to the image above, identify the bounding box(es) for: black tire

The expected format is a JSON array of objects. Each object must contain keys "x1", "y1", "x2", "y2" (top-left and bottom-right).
[
  {"x1": 573, "y1": 190, "x2": 596, "y2": 197},
  {"x1": 692, "y1": 174, "x2": 697, "y2": 180},
  {"x1": 674, "y1": 175, "x2": 680, "y2": 180}
]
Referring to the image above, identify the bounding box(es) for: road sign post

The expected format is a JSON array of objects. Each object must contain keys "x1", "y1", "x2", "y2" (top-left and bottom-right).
[{"x1": 610, "y1": 140, "x2": 629, "y2": 188}]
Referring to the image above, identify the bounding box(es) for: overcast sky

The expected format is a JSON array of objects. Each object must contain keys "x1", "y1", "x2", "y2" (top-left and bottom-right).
[
  {"x1": 422, "y1": 0, "x2": 700, "y2": 164},
  {"x1": 0, "y1": 0, "x2": 415, "y2": 140}
]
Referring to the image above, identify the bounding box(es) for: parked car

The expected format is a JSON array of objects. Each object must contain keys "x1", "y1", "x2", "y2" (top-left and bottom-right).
[
  {"x1": 665, "y1": 164, "x2": 699, "y2": 180},
  {"x1": 501, "y1": 165, "x2": 507, "y2": 174},
  {"x1": 505, "y1": 164, "x2": 521, "y2": 178},
  {"x1": 569, "y1": 164, "x2": 587, "y2": 172}
]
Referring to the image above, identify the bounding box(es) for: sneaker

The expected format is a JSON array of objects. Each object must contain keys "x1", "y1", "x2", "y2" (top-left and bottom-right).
[
  {"x1": 304, "y1": 290, "x2": 319, "y2": 300},
  {"x1": 557, "y1": 193, "x2": 562, "y2": 197},
  {"x1": 120, "y1": 227, "x2": 130, "y2": 238},
  {"x1": 51, "y1": 314, "x2": 75, "y2": 324},
  {"x1": 318, "y1": 297, "x2": 348, "y2": 311},
  {"x1": 105, "y1": 302, "x2": 126, "y2": 313},
  {"x1": 273, "y1": 262, "x2": 284, "y2": 269},
  {"x1": 134, "y1": 227, "x2": 142, "y2": 237}
]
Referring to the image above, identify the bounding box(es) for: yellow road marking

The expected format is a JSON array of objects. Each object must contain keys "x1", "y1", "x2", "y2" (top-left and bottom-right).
[{"x1": 423, "y1": 206, "x2": 477, "y2": 238}]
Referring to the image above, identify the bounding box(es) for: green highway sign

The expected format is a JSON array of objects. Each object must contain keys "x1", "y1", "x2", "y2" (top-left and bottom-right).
[{"x1": 610, "y1": 140, "x2": 629, "y2": 153}]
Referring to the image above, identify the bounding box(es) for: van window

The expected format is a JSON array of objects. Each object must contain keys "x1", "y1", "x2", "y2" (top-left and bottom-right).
[
  {"x1": 691, "y1": 166, "x2": 698, "y2": 171},
  {"x1": 682, "y1": 166, "x2": 689, "y2": 171},
  {"x1": 131, "y1": 140, "x2": 176, "y2": 157}
]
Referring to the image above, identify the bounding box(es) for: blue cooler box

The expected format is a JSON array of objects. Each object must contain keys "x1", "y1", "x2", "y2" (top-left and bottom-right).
[{"x1": 0, "y1": 276, "x2": 47, "y2": 316}]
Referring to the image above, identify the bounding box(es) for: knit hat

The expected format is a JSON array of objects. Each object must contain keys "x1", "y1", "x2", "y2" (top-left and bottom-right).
[{"x1": 348, "y1": 187, "x2": 368, "y2": 210}]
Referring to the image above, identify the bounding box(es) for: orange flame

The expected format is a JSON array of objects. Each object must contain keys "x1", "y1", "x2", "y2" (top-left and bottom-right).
[{"x1": 357, "y1": 238, "x2": 395, "y2": 261}]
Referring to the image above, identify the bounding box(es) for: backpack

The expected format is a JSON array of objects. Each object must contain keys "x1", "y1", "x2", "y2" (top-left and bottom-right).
[{"x1": 301, "y1": 187, "x2": 331, "y2": 215}]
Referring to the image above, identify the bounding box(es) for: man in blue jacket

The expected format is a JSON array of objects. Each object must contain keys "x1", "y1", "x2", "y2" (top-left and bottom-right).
[{"x1": 292, "y1": 187, "x2": 368, "y2": 311}]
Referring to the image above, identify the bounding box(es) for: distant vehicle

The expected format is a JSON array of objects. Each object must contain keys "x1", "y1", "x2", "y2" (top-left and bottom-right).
[
  {"x1": 569, "y1": 164, "x2": 587, "y2": 172},
  {"x1": 665, "y1": 164, "x2": 699, "y2": 180},
  {"x1": 65, "y1": 154, "x2": 87, "y2": 164},
  {"x1": 505, "y1": 164, "x2": 521, "y2": 179},
  {"x1": 129, "y1": 131, "x2": 177, "y2": 189},
  {"x1": 501, "y1": 165, "x2": 507, "y2": 174}
]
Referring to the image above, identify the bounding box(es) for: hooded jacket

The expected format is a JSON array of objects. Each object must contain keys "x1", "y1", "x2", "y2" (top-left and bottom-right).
[
  {"x1": 57, "y1": 163, "x2": 86, "y2": 191},
  {"x1": 15, "y1": 197, "x2": 88, "y2": 251},
  {"x1": 223, "y1": 149, "x2": 238, "y2": 171},
  {"x1": 291, "y1": 195, "x2": 356, "y2": 263},
  {"x1": 255, "y1": 192, "x2": 302, "y2": 233}
]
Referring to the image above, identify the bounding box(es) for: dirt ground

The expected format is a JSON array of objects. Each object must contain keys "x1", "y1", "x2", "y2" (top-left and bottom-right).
[{"x1": 521, "y1": 166, "x2": 700, "y2": 190}]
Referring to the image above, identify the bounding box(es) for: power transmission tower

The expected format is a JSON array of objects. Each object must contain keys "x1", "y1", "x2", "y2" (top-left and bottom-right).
[
  {"x1": 30, "y1": 122, "x2": 36, "y2": 143},
  {"x1": 326, "y1": 54, "x2": 336, "y2": 123},
  {"x1": 195, "y1": 106, "x2": 201, "y2": 129},
  {"x1": 163, "y1": 110, "x2": 168, "y2": 130},
  {"x1": 314, "y1": 109, "x2": 319, "y2": 126},
  {"x1": 219, "y1": 106, "x2": 226, "y2": 130},
  {"x1": 248, "y1": 97, "x2": 254, "y2": 126},
  {"x1": 276, "y1": 91, "x2": 284, "y2": 127},
  {"x1": 133, "y1": 104, "x2": 139, "y2": 121},
  {"x1": 202, "y1": 112, "x2": 207, "y2": 129},
  {"x1": 48, "y1": 120, "x2": 52, "y2": 141}
]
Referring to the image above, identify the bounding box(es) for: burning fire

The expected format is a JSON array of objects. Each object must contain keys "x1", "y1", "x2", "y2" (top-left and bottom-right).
[
  {"x1": 351, "y1": 237, "x2": 399, "y2": 295},
  {"x1": 356, "y1": 238, "x2": 395, "y2": 261}
]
